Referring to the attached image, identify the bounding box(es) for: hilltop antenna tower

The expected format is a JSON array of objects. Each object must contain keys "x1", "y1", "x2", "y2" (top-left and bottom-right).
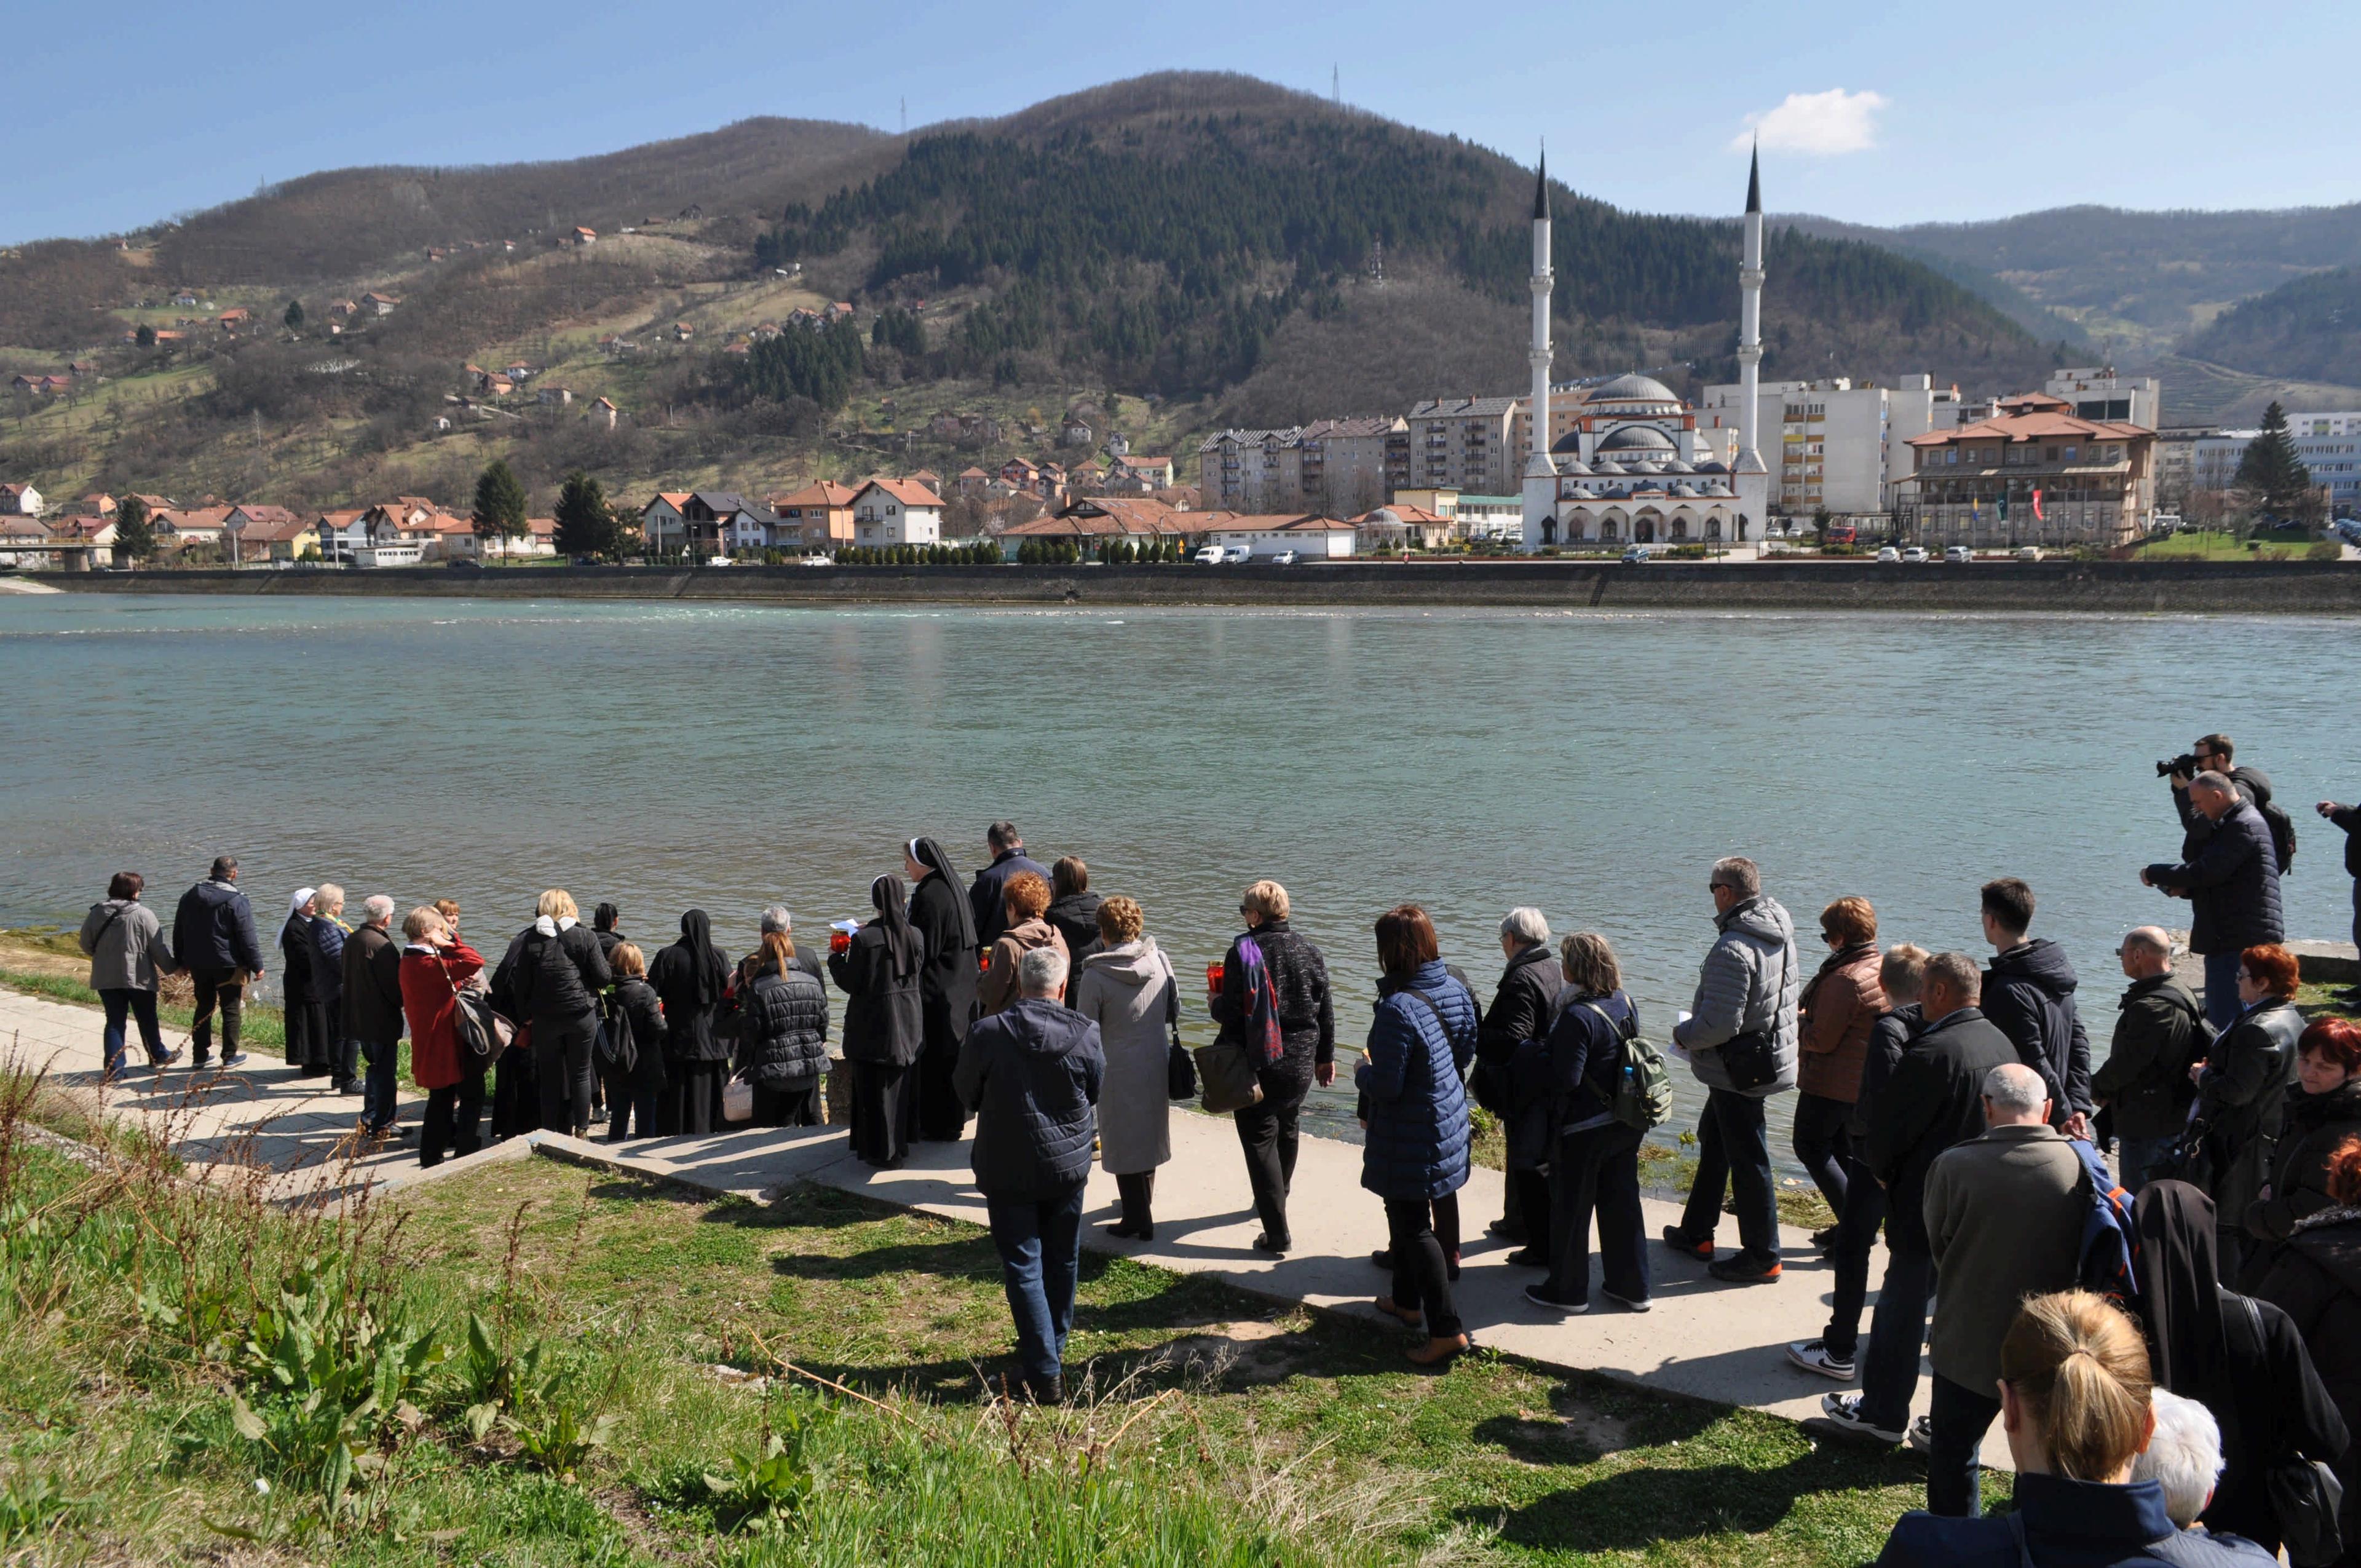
[
  {"x1": 901, "y1": 98, "x2": 907, "y2": 135},
  {"x1": 1332, "y1": 65, "x2": 1339, "y2": 106},
  {"x1": 1369, "y1": 238, "x2": 1384, "y2": 287}
]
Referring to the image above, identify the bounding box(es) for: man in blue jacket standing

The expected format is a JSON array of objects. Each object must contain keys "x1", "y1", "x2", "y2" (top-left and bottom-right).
[
  {"x1": 171, "y1": 855, "x2": 263, "y2": 1069},
  {"x1": 2143, "y1": 772, "x2": 2284, "y2": 1031},
  {"x1": 955, "y1": 946, "x2": 1103, "y2": 1404}
]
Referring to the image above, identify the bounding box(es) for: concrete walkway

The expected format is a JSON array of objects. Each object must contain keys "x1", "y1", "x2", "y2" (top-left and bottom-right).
[{"x1": 1, "y1": 982, "x2": 2000, "y2": 1460}]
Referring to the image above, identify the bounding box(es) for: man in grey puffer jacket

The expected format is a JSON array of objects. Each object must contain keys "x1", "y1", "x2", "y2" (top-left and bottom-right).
[{"x1": 1667, "y1": 855, "x2": 1800, "y2": 1283}]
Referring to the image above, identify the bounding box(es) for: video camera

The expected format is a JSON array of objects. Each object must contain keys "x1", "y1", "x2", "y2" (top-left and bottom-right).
[{"x1": 2156, "y1": 753, "x2": 2202, "y2": 779}]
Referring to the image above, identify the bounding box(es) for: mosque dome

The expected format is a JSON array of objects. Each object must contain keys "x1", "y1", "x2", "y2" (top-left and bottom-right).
[
  {"x1": 1596, "y1": 424, "x2": 1677, "y2": 454},
  {"x1": 1590, "y1": 374, "x2": 1683, "y2": 411}
]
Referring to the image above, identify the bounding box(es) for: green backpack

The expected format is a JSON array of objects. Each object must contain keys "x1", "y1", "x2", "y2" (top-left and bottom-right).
[{"x1": 1583, "y1": 999, "x2": 1674, "y2": 1134}]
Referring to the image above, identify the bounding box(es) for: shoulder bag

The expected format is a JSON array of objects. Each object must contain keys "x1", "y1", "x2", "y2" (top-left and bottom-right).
[
  {"x1": 1163, "y1": 964, "x2": 1197, "y2": 1102},
  {"x1": 721, "y1": 1072, "x2": 756, "y2": 1124},
  {"x1": 2231, "y1": 1293, "x2": 2346, "y2": 1566},
  {"x1": 444, "y1": 956, "x2": 513, "y2": 1067},
  {"x1": 1718, "y1": 946, "x2": 1790, "y2": 1093}
]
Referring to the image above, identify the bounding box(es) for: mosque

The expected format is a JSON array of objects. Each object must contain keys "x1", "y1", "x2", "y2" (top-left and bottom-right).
[{"x1": 1520, "y1": 154, "x2": 1772, "y2": 550}]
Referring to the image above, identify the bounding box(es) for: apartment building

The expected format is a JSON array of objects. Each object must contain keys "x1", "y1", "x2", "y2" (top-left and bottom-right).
[
  {"x1": 1405, "y1": 395, "x2": 1520, "y2": 496},
  {"x1": 1698, "y1": 373, "x2": 1960, "y2": 516},
  {"x1": 1299, "y1": 417, "x2": 1407, "y2": 514},
  {"x1": 1196, "y1": 428, "x2": 1305, "y2": 512},
  {"x1": 2046, "y1": 367, "x2": 2161, "y2": 431},
  {"x1": 2287, "y1": 411, "x2": 2361, "y2": 513}
]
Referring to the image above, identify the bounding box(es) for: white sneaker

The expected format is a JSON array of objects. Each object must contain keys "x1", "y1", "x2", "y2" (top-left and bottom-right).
[
  {"x1": 1785, "y1": 1339, "x2": 1856, "y2": 1380},
  {"x1": 1805, "y1": 1392, "x2": 1904, "y2": 1445},
  {"x1": 1906, "y1": 1415, "x2": 1933, "y2": 1454},
  {"x1": 1600, "y1": 1289, "x2": 1652, "y2": 1313}
]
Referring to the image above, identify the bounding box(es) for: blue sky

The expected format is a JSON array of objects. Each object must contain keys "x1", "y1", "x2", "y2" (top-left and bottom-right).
[{"x1": 4, "y1": 0, "x2": 2352, "y2": 246}]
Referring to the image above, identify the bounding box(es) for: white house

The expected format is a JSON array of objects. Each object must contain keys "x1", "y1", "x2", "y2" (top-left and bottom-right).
[
  {"x1": 351, "y1": 542, "x2": 425, "y2": 569},
  {"x1": 722, "y1": 505, "x2": 772, "y2": 553},
  {"x1": 0, "y1": 482, "x2": 42, "y2": 516},
  {"x1": 1198, "y1": 513, "x2": 1358, "y2": 560},
  {"x1": 848, "y1": 478, "x2": 943, "y2": 546}
]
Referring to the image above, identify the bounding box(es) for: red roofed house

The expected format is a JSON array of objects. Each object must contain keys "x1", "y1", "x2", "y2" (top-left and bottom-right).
[
  {"x1": 363, "y1": 291, "x2": 401, "y2": 317},
  {"x1": 572, "y1": 226, "x2": 597, "y2": 246},
  {"x1": 999, "y1": 496, "x2": 1193, "y2": 559},
  {"x1": 223, "y1": 504, "x2": 303, "y2": 562},
  {"x1": 849, "y1": 477, "x2": 943, "y2": 546},
  {"x1": 152, "y1": 507, "x2": 232, "y2": 553},
  {"x1": 954, "y1": 465, "x2": 992, "y2": 497},
  {"x1": 767, "y1": 481, "x2": 856, "y2": 552},
  {"x1": 218, "y1": 307, "x2": 253, "y2": 331},
  {"x1": 0, "y1": 483, "x2": 41, "y2": 516},
  {"x1": 1899, "y1": 390, "x2": 2156, "y2": 548},
  {"x1": 1112, "y1": 454, "x2": 1176, "y2": 491}
]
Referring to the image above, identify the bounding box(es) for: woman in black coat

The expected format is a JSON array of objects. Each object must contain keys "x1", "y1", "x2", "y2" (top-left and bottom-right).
[
  {"x1": 831, "y1": 874, "x2": 927, "y2": 1166},
  {"x1": 2246, "y1": 1019, "x2": 2361, "y2": 1272},
  {"x1": 602, "y1": 941, "x2": 668, "y2": 1140},
  {"x1": 2134, "y1": 1180, "x2": 2349, "y2": 1556},
  {"x1": 279, "y1": 888, "x2": 328, "y2": 1076},
  {"x1": 2255, "y1": 1133, "x2": 2361, "y2": 1568},
  {"x1": 904, "y1": 837, "x2": 979, "y2": 1141},
  {"x1": 650, "y1": 909, "x2": 732, "y2": 1135},
  {"x1": 2193, "y1": 944, "x2": 2308, "y2": 1281},
  {"x1": 1523, "y1": 932, "x2": 1649, "y2": 1316},
  {"x1": 730, "y1": 929, "x2": 829, "y2": 1127},
  {"x1": 489, "y1": 890, "x2": 612, "y2": 1137}
]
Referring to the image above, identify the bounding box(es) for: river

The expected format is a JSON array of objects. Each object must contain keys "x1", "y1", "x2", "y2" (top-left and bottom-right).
[{"x1": 6, "y1": 592, "x2": 2357, "y2": 1160}]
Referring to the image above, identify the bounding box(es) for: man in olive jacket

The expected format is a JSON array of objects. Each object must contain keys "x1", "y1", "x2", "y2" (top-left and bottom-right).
[
  {"x1": 342, "y1": 895, "x2": 408, "y2": 1138},
  {"x1": 2090, "y1": 925, "x2": 2210, "y2": 1193},
  {"x1": 1923, "y1": 1063, "x2": 2087, "y2": 1518}
]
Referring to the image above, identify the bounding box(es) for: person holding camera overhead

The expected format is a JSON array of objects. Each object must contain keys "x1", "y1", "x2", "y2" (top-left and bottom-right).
[{"x1": 2161, "y1": 734, "x2": 2272, "y2": 858}]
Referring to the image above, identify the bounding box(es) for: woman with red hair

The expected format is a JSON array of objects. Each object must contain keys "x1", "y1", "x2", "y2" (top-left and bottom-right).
[
  {"x1": 2247, "y1": 1018, "x2": 2361, "y2": 1260},
  {"x1": 2192, "y1": 943, "x2": 2306, "y2": 1281}
]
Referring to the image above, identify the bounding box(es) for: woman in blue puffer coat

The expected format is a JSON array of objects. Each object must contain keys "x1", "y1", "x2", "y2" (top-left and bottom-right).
[{"x1": 1358, "y1": 903, "x2": 1480, "y2": 1367}]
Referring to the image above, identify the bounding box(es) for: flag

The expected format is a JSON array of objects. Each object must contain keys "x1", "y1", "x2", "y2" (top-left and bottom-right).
[{"x1": 2032, "y1": 488, "x2": 2045, "y2": 522}]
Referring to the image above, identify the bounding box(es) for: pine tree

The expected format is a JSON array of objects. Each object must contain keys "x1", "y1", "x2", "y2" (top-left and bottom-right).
[
  {"x1": 471, "y1": 459, "x2": 528, "y2": 544},
  {"x1": 282, "y1": 299, "x2": 304, "y2": 331},
  {"x1": 2235, "y1": 401, "x2": 2312, "y2": 515},
  {"x1": 553, "y1": 470, "x2": 617, "y2": 559},
  {"x1": 113, "y1": 495, "x2": 154, "y2": 564}
]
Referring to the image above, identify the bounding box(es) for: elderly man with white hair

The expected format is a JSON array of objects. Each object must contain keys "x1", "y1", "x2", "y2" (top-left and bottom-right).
[
  {"x1": 2144, "y1": 768, "x2": 2285, "y2": 1031},
  {"x1": 2134, "y1": 1388, "x2": 2226, "y2": 1530},
  {"x1": 1471, "y1": 906, "x2": 1563, "y2": 1260},
  {"x1": 1917, "y1": 1060, "x2": 2091, "y2": 1518},
  {"x1": 954, "y1": 944, "x2": 1104, "y2": 1405},
  {"x1": 342, "y1": 893, "x2": 409, "y2": 1140}
]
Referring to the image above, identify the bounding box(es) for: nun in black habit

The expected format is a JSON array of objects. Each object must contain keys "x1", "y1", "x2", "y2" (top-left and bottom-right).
[
  {"x1": 650, "y1": 909, "x2": 732, "y2": 1134},
  {"x1": 2132, "y1": 1179, "x2": 2347, "y2": 1556},
  {"x1": 831, "y1": 873, "x2": 928, "y2": 1166},
  {"x1": 903, "y1": 837, "x2": 979, "y2": 1141}
]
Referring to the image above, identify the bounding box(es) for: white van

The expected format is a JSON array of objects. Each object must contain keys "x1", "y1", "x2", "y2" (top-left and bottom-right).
[
  {"x1": 1192, "y1": 544, "x2": 1224, "y2": 565},
  {"x1": 1220, "y1": 545, "x2": 1252, "y2": 564}
]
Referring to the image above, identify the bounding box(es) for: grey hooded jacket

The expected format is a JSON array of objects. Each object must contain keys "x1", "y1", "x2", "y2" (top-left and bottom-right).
[
  {"x1": 80, "y1": 898, "x2": 175, "y2": 992},
  {"x1": 1672, "y1": 894, "x2": 1800, "y2": 1099}
]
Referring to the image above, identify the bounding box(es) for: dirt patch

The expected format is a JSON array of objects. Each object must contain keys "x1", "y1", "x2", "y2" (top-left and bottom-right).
[
  {"x1": 1165, "y1": 1318, "x2": 1313, "y2": 1385},
  {"x1": 1552, "y1": 1392, "x2": 1635, "y2": 1456}
]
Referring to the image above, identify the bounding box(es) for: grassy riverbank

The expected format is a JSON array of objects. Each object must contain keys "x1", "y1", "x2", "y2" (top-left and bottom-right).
[{"x1": 0, "y1": 1080, "x2": 1957, "y2": 1567}]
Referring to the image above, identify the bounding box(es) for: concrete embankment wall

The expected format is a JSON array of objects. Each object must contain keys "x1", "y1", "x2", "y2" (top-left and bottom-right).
[{"x1": 31, "y1": 560, "x2": 2361, "y2": 613}]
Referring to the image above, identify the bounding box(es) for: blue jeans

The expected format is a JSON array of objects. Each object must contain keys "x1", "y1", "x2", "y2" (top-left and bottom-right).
[
  {"x1": 100, "y1": 988, "x2": 165, "y2": 1076},
  {"x1": 2116, "y1": 1133, "x2": 2177, "y2": 1195},
  {"x1": 1678, "y1": 1088, "x2": 1780, "y2": 1260},
  {"x1": 1859, "y1": 1242, "x2": 1936, "y2": 1431},
  {"x1": 1929, "y1": 1372, "x2": 2002, "y2": 1516},
  {"x1": 359, "y1": 1037, "x2": 400, "y2": 1131},
  {"x1": 986, "y1": 1186, "x2": 1086, "y2": 1387},
  {"x1": 2202, "y1": 949, "x2": 2244, "y2": 1032}
]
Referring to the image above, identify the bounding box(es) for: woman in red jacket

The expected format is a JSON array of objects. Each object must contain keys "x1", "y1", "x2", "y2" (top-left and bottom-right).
[{"x1": 399, "y1": 904, "x2": 487, "y2": 1167}]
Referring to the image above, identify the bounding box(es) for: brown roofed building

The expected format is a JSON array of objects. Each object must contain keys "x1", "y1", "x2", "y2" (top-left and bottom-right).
[
  {"x1": 1899, "y1": 392, "x2": 2156, "y2": 548},
  {"x1": 767, "y1": 481, "x2": 856, "y2": 552}
]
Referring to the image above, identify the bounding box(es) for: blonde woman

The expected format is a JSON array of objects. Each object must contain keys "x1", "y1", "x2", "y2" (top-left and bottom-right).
[{"x1": 489, "y1": 889, "x2": 612, "y2": 1137}]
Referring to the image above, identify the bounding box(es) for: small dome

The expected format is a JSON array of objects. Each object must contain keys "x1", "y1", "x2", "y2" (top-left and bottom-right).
[
  {"x1": 1597, "y1": 423, "x2": 1677, "y2": 453},
  {"x1": 1366, "y1": 507, "x2": 1402, "y2": 525},
  {"x1": 1550, "y1": 431, "x2": 1584, "y2": 454},
  {"x1": 1558, "y1": 456, "x2": 1592, "y2": 476},
  {"x1": 1695, "y1": 459, "x2": 1728, "y2": 474},
  {"x1": 1663, "y1": 458, "x2": 1694, "y2": 474},
  {"x1": 1592, "y1": 459, "x2": 1627, "y2": 475},
  {"x1": 1703, "y1": 481, "x2": 1733, "y2": 496},
  {"x1": 1671, "y1": 482, "x2": 1698, "y2": 497},
  {"x1": 1564, "y1": 485, "x2": 1597, "y2": 501},
  {"x1": 1627, "y1": 461, "x2": 1664, "y2": 475},
  {"x1": 1591, "y1": 373, "x2": 1683, "y2": 409}
]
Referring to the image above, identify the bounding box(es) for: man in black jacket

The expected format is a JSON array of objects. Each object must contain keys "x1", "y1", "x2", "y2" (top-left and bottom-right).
[
  {"x1": 1809, "y1": 952, "x2": 2017, "y2": 1447},
  {"x1": 2319, "y1": 796, "x2": 2361, "y2": 1003},
  {"x1": 172, "y1": 854, "x2": 264, "y2": 1069},
  {"x1": 955, "y1": 947, "x2": 1104, "y2": 1404},
  {"x1": 342, "y1": 895, "x2": 408, "y2": 1138},
  {"x1": 2145, "y1": 772, "x2": 2285, "y2": 1031},
  {"x1": 2169, "y1": 734, "x2": 2271, "y2": 852},
  {"x1": 968, "y1": 822, "x2": 1050, "y2": 948},
  {"x1": 1978, "y1": 878, "x2": 2092, "y2": 1133},
  {"x1": 1474, "y1": 907, "x2": 1563, "y2": 1253},
  {"x1": 2090, "y1": 926, "x2": 2210, "y2": 1192}
]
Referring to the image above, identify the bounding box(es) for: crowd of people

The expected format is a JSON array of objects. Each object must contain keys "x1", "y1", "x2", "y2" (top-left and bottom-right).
[{"x1": 65, "y1": 738, "x2": 2361, "y2": 1563}]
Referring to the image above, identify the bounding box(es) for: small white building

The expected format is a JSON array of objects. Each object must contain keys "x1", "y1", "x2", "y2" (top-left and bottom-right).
[
  {"x1": 722, "y1": 505, "x2": 772, "y2": 553},
  {"x1": 849, "y1": 478, "x2": 943, "y2": 545},
  {"x1": 1198, "y1": 513, "x2": 1358, "y2": 560},
  {"x1": 1453, "y1": 494, "x2": 1524, "y2": 539},
  {"x1": 0, "y1": 482, "x2": 42, "y2": 516},
  {"x1": 351, "y1": 542, "x2": 425, "y2": 569}
]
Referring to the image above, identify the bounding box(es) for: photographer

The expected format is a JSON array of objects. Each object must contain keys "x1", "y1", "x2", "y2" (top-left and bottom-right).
[
  {"x1": 2143, "y1": 772, "x2": 2284, "y2": 1031},
  {"x1": 2320, "y1": 797, "x2": 2361, "y2": 1004},
  {"x1": 2162, "y1": 734, "x2": 2272, "y2": 857}
]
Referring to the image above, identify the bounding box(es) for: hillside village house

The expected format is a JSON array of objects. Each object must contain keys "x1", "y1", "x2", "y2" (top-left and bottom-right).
[
  {"x1": 0, "y1": 482, "x2": 41, "y2": 515},
  {"x1": 640, "y1": 491, "x2": 753, "y2": 556},
  {"x1": 1198, "y1": 513, "x2": 1359, "y2": 560},
  {"x1": 47, "y1": 515, "x2": 118, "y2": 567},
  {"x1": 849, "y1": 478, "x2": 943, "y2": 546},
  {"x1": 954, "y1": 466, "x2": 992, "y2": 497},
  {"x1": 151, "y1": 507, "x2": 231, "y2": 551},
  {"x1": 223, "y1": 504, "x2": 303, "y2": 561},
  {"x1": 721, "y1": 502, "x2": 773, "y2": 553},
  {"x1": 234, "y1": 513, "x2": 320, "y2": 563},
  {"x1": 997, "y1": 496, "x2": 1192, "y2": 559},
  {"x1": 363, "y1": 292, "x2": 401, "y2": 317},
  {"x1": 768, "y1": 481, "x2": 856, "y2": 551},
  {"x1": 1897, "y1": 391, "x2": 2156, "y2": 548}
]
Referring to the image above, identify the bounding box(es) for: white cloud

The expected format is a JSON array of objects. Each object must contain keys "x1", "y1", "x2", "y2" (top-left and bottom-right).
[{"x1": 1733, "y1": 89, "x2": 1889, "y2": 156}]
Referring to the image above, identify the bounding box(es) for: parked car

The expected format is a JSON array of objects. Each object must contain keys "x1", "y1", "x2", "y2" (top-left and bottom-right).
[
  {"x1": 1621, "y1": 545, "x2": 1653, "y2": 564},
  {"x1": 446, "y1": 558, "x2": 483, "y2": 571},
  {"x1": 1192, "y1": 545, "x2": 1224, "y2": 565},
  {"x1": 2015, "y1": 545, "x2": 2043, "y2": 561},
  {"x1": 704, "y1": 555, "x2": 732, "y2": 568},
  {"x1": 1876, "y1": 546, "x2": 1902, "y2": 563},
  {"x1": 1901, "y1": 546, "x2": 1929, "y2": 563},
  {"x1": 1943, "y1": 546, "x2": 1974, "y2": 564},
  {"x1": 1270, "y1": 549, "x2": 1299, "y2": 566},
  {"x1": 1219, "y1": 545, "x2": 1251, "y2": 564}
]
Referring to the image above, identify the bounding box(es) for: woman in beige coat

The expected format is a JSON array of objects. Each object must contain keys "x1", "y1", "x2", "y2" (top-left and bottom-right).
[{"x1": 1072, "y1": 897, "x2": 1177, "y2": 1239}]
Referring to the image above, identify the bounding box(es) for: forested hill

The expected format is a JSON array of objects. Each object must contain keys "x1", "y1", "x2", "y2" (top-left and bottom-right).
[
  {"x1": 2183, "y1": 266, "x2": 2361, "y2": 386},
  {"x1": 753, "y1": 96, "x2": 2050, "y2": 403}
]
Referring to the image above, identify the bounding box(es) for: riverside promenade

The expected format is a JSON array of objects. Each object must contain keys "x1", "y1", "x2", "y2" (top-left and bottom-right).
[{"x1": 2, "y1": 981, "x2": 2006, "y2": 1465}]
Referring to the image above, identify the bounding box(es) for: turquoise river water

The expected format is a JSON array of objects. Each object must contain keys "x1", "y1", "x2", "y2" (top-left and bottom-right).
[{"x1": 4, "y1": 592, "x2": 2356, "y2": 1155}]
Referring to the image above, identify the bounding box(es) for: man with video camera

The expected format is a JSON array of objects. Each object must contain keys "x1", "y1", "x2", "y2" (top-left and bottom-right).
[
  {"x1": 2161, "y1": 734, "x2": 2273, "y2": 857},
  {"x1": 2143, "y1": 767, "x2": 2285, "y2": 1031}
]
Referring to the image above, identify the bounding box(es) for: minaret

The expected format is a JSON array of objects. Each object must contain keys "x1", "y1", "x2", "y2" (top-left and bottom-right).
[
  {"x1": 1520, "y1": 151, "x2": 1557, "y2": 551},
  {"x1": 1735, "y1": 141, "x2": 1768, "y2": 481},
  {"x1": 1526, "y1": 153, "x2": 1556, "y2": 481}
]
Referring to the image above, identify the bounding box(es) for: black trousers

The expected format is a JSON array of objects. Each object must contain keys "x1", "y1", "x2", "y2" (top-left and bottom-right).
[
  {"x1": 850, "y1": 1061, "x2": 912, "y2": 1165},
  {"x1": 604, "y1": 1053, "x2": 665, "y2": 1140},
  {"x1": 491, "y1": 1043, "x2": 538, "y2": 1138},
  {"x1": 670, "y1": 1061, "x2": 727, "y2": 1134},
  {"x1": 1512, "y1": 1169, "x2": 1551, "y2": 1261},
  {"x1": 1546, "y1": 1120, "x2": 1649, "y2": 1305},
  {"x1": 1790, "y1": 1090, "x2": 1854, "y2": 1219},
  {"x1": 534, "y1": 1011, "x2": 597, "y2": 1134},
  {"x1": 751, "y1": 1080, "x2": 823, "y2": 1127},
  {"x1": 1233, "y1": 1083, "x2": 1306, "y2": 1244},
  {"x1": 421, "y1": 1070, "x2": 485, "y2": 1166},
  {"x1": 188, "y1": 967, "x2": 243, "y2": 1060},
  {"x1": 1115, "y1": 1171, "x2": 1157, "y2": 1233},
  {"x1": 1821, "y1": 1150, "x2": 1889, "y2": 1359},
  {"x1": 914, "y1": 1032, "x2": 968, "y2": 1140},
  {"x1": 1385, "y1": 1197, "x2": 1462, "y2": 1337},
  {"x1": 1677, "y1": 1087, "x2": 1781, "y2": 1260}
]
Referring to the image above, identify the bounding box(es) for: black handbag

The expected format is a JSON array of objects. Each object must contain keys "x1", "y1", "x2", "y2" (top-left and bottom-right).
[
  {"x1": 595, "y1": 992, "x2": 638, "y2": 1076},
  {"x1": 1720, "y1": 1029, "x2": 1781, "y2": 1092},
  {"x1": 445, "y1": 961, "x2": 512, "y2": 1067},
  {"x1": 2159, "y1": 1116, "x2": 2219, "y2": 1192},
  {"x1": 2232, "y1": 1295, "x2": 2347, "y2": 1566},
  {"x1": 1162, "y1": 970, "x2": 1196, "y2": 1102}
]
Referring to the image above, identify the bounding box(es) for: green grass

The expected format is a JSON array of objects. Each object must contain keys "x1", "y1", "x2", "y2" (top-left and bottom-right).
[
  {"x1": 0, "y1": 1104, "x2": 1975, "y2": 1566},
  {"x1": 2133, "y1": 526, "x2": 2319, "y2": 561},
  {"x1": 0, "y1": 966, "x2": 287, "y2": 1056}
]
